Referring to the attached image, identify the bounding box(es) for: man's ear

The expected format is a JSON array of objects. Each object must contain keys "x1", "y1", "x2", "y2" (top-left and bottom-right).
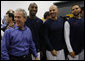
[{"x1": 79, "y1": 8, "x2": 82, "y2": 13}]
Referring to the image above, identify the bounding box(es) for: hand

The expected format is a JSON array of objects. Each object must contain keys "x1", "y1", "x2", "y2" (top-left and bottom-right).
[
  {"x1": 40, "y1": 51, "x2": 43, "y2": 58},
  {"x1": 51, "y1": 49, "x2": 57, "y2": 56},
  {"x1": 35, "y1": 57, "x2": 39, "y2": 60},
  {"x1": 69, "y1": 51, "x2": 75, "y2": 58}
]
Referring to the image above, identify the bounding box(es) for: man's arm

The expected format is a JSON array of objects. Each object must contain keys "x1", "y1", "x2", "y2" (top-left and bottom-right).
[
  {"x1": 64, "y1": 21, "x2": 75, "y2": 58},
  {"x1": 1, "y1": 30, "x2": 10, "y2": 60},
  {"x1": 44, "y1": 22, "x2": 54, "y2": 51},
  {"x1": 44, "y1": 22, "x2": 57, "y2": 56},
  {"x1": 29, "y1": 29, "x2": 38, "y2": 59}
]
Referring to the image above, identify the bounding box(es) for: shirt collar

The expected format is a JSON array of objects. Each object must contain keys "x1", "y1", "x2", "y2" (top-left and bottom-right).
[
  {"x1": 14, "y1": 24, "x2": 27, "y2": 31},
  {"x1": 28, "y1": 16, "x2": 38, "y2": 20}
]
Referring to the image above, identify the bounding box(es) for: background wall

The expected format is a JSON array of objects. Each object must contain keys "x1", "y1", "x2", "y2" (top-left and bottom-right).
[
  {"x1": 1, "y1": 1, "x2": 61, "y2": 19},
  {"x1": 54, "y1": 1, "x2": 84, "y2": 16},
  {"x1": 1, "y1": 1, "x2": 84, "y2": 36}
]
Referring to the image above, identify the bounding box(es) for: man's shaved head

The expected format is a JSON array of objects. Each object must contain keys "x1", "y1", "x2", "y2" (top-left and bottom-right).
[
  {"x1": 49, "y1": 5, "x2": 58, "y2": 10},
  {"x1": 49, "y1": 5, "x2": 58, "y2": 19}
]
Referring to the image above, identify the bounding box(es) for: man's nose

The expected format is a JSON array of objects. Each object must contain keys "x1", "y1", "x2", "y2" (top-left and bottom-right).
[
  {"x1": 15, "y1": 17, "x2": 18, "y2": 21},
  {"x1": 73, "y1": 9, "x2": 77, "y2": 12},
  {"x1": 33, "y1": 7, "x2": 36, "y2": 11},
  {"x1": 51, "y1": 10, "x2": 54, "y2": 13}
]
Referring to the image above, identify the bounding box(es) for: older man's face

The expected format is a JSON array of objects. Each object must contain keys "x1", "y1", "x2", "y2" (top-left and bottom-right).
[
  {"x1": 14, "y1": 11, "x2": 26, "y2": 27},
  {"x1": 29, "y1": 3, "x2": 38, "y2": 16},
  {"x1": 49, "y1": 5, "x2": 58, "y2": 19}
]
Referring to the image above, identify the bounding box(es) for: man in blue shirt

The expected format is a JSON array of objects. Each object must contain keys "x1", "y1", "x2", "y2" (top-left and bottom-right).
[{"x1": 1, "y1": 8, "x2": 38, "y2": 60}]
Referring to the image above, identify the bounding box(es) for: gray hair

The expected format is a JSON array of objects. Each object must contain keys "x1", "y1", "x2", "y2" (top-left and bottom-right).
[{"x1": 15, "y1": 8, "x2": 27, "y2": 18}]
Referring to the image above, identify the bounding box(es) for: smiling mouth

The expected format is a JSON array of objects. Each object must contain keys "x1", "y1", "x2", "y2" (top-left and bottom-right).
[
  {"x1": 51, "y1": 13, "x2": 55, "y2": 16},
  {"x1": 32, "y1": 11, "x2": 37, "y2": 14},
  {"x1": 73, "y1": 12, "x2": 79, "y2": 16},
  {"x1": 16, "y1": 21, "x2": 20, "y2": 24}
]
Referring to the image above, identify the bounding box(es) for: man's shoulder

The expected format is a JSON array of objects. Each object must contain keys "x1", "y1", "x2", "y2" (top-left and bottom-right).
[
  {"x1": 36, "y1": 17, "x2": 43, "y2": 23},
  {"x1": 67, "y1": 17, "x2": 74, "y2": 22},
  {"x1": 43, "y1": 19, "x2": 52, "y2": 26},
  {"x1": 45, "y1": 19, "x2": 52, "y2": 23},
  {"x1": 25, "y1": 26, "x2": 31, "y2": 32}
]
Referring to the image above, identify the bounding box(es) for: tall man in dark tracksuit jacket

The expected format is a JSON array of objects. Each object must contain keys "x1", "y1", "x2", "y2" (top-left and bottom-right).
[
  {"x1": 25, "y1": 3, "x2": 43, "y2": 60},
  {"x1": 64, "y1": 5, "x2": 84, "y2": 60},
  {"x1": 44, "y1": 5, "x2": 66, "y2": 60}
]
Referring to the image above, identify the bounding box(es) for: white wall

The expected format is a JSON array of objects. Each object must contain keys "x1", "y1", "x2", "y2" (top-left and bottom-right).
[{"x1": 1, "y1": 1, "x2": 61, "y2": 19}]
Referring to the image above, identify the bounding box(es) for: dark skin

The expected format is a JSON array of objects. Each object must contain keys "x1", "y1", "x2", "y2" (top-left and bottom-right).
[
  {"x1": 28, "y1": 3, "x2": 38, "y2": 20},
  {"x1": 28, "y1": 3, "x2": 39, "y2": 60}
]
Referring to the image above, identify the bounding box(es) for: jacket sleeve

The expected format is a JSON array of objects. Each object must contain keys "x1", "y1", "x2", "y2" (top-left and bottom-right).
[{"x1": 43, "y1": 22, "x2": 54, "y2": 51}]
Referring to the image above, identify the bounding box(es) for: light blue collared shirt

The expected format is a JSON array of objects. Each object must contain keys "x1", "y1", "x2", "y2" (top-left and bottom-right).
[{"x1": 1, "y1": 25, "x2": 38, "y2": 60}]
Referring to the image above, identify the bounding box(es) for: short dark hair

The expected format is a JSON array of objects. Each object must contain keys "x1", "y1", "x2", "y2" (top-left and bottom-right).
[
  {"x1": 72, "y1": 4, "x2": 81, "y2": 8},
  {"x1": 6, "y1": 10, "x2": 14, "y2": 14},
  {"x1": 6, "y1": 13, "x2": 14, "y2": 21},
  {"x1": 28, "y1": 3, "x2": 37, "y2": 10},
  {"x1": 44, "y1": 11, "x2": 50, "y2": 19}
]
